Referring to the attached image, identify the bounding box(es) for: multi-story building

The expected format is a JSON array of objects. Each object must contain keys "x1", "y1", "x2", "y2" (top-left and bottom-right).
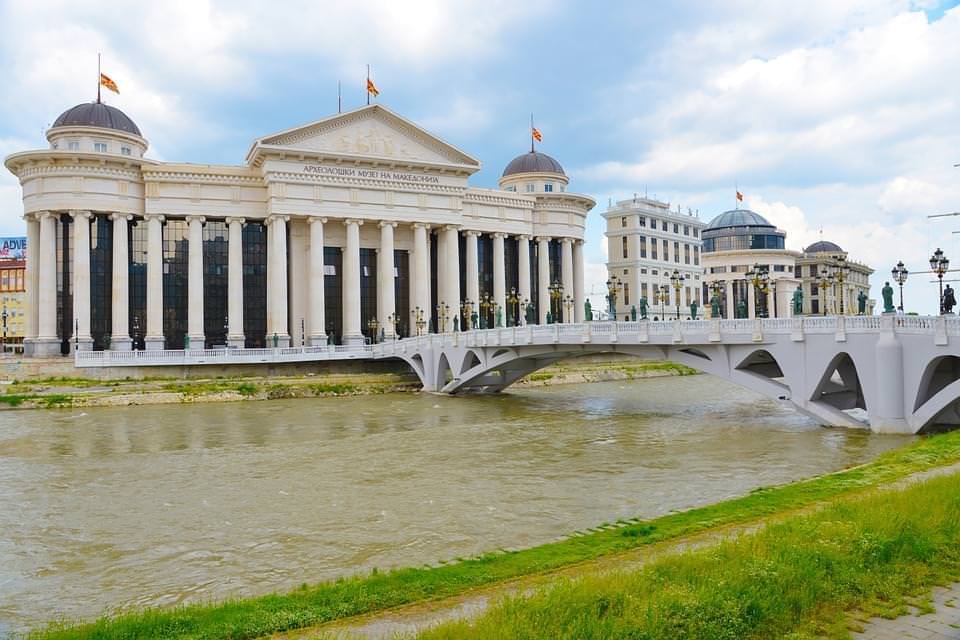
[
  {"x1": 701, "y1": 209, "x2": 801, "y2": 318},
  {"x1": 5, "y1": 100, "x2": 594, "y2": 356},
  {"x1": 0, "y1": 257, "x2": 26, "y2": 345},
  {"x1": 796, "y1": 240, "x2": 874, "y2": 315},
  {"x1": 603, "y1": 197, "x2": 705, "y2": 320}
]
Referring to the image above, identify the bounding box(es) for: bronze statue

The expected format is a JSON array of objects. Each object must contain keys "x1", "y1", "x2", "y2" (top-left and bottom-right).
[
  {"x1": 546, "y1": 310, "x2": 553, "y2": 325},
  {"x1": 525, "y1": 302, "x2": 536, "y2": 325},
  {"x1": 792, "y1": 285, "x2": 803, "y2": 316},
  {"x1": 857, "y1": 290, "x2": 868, "y2": 315},
  {"x1": 495, "y1": 306, "x2": 503, "y2": 328},
  {"x1": 736, "y1": 299, "x2": 747, "y2": 319},
  {"x1": 470, "y1": 310, "x2": 478, "y2": 329},
  {"x1": 453, "y1": 315, "x2": 460, "y2": 332},
  {"x1": 584, "y1": 299, "x2": 593, "y2": 321},
  {"x1": 690, "y1": 300, "x2": 699, "y2": 320},
  {"x1": 630, "y1": 305, "x2": 637, "y2": 321},
  {"x1": 944, "y1": 285, "x2": 957, "y2": 314},
  {"x1": 881, "y1": 281, "x2": 895, "y2": 314},
  {"x1": 639, "y1": 297, "x2": 649, "y2": 320},
  {"x1": 710, "y1": 292, "x2": 721, "y2": 318}
]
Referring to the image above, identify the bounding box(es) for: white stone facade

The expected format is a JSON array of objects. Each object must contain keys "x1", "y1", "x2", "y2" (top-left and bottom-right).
[{"x1": 6, "y1": 103, "x2": 594, "y2": 356}]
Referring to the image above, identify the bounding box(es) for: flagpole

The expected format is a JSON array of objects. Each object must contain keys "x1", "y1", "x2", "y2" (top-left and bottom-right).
[
  {"x1": 338, "y1": 81, "x2": 341, "y2": 113},
  {"x1": 530, "y1": 113, "x2": 534, "y2": 153},
  {"x1": 366, "y1": 65, "x2": 370, "y2": 106},
  {"x1": 97, "y1": 52, "x2": 101, "y2": 104}
]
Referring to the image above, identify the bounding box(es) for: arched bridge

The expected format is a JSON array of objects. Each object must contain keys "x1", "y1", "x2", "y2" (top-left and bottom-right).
[{"x1": 372, "y1": 315, "x2": 960, "y2": 435}]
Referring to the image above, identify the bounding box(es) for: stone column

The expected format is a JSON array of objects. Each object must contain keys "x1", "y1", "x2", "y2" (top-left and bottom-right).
[
  {"x1": 725, "y1": 281, "x2": 735, "y2": 319},
  {"x1": 109, "y1": 213, "x2": 133, "y2": 351},
  {"x1": 378, "y1": 222, "x2": 397, "y2": 337},
  {"x1": 444, "y1": 226, "x2": 460, "y2": 330},
  {"x1": 186, "y1": 215, "x2": 206, "y2": 348},
  {"x1": 746, "y1": 281, "x2": 756, "y2": 320},
  {"x1": 537, "y1": 236, "x2": 551, "y2": 324},
  {"x1": 70, "y1": 210, "x2": 93, "y2": 351},
  {"x1": 561, "y1": 238, "x2": 574, "y2": 323},
  {"x1": 34, "y1": 212, "x2": 60, "y2": 356},
  {"x1": 23, "y1": 214, "x2": 40, "y2": 352},
  {"x1": 267, "y1": 215, "x2": 290, "y2": 347},
  {"x1": 342, "y1": 219, "x2": 364, "y2": 346},
  {"x1": 307, "y1": 217, "x2": 327, "y2": 346},
  {"x1": 464, "y1": 230, "x2": 480, "y2": 311},
  {"x1": 226, "y1": 217, "x2": 246, "y2": 348},
  {"x1": 412, "y1": 223, "x2": 430, "y2": 323},
  {"x1": 493, "y1": 232, "x2": 506, "y2": 324},
  {"x1": 573, "y1": 240, "x2": 585, "y2": 322},
  {"x1": 518, "y1": 235, "x2": 531, "y2": 317},
  {"x1": 144, "y1": 214, "x2": 165, "y2": 350}
]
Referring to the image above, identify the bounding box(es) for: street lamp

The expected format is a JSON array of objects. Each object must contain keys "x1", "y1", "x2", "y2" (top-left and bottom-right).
[
  {"x1": 563, "y1": 294, "x2": 574, "y2": 322},
  {"x1": 132, "y1": 314, "x2": 141, "y2": 351},
  {"x1": 832, "y1": 255, "x2": 849, "y2": 315},
  {"x1": 930, "y1": 248, "x2": 950, "y2": 314},
  {"x1": 669, "y1": 269, "x2": 687, "y2": 320},
  {"x1": 656, "y1": 284, "x2": 670, "y2": 320},
  {"x1": 745, "y1": 264, "x2": 771, "y2": 318},
  {"x1": 605, "y1": 275, "x2": 623, "y2": 319},
  {"x1": 479, "y1": 292, "x2": 494, "y2": 329},
  {"x1": 436, "y1": 303, "x2": 450, "y2": 333},
  {"x1": 548, "y1": 281, "x2": 564, "y2": 323},
  {"x1": 366, "y1": 317, "x2": 380, "y2": 344},
  {"x1": 411, "y1": 307, "x2": 427, "y2": 336},
  {"x1": 817, "y1": 269, "x2": 834, "y2": 316},
  {"x1": 386, "y1": 313, "x2": 398, "y2": 340},
  {"x1": 892, "y1": 260, "x2": 908, "y2": 312},
  {"x1": 506, "y1": 287, "x2": 520, "y2": 327},
  {"x1": 460, "y1": 299, "x2": 474, "y2": 330}
]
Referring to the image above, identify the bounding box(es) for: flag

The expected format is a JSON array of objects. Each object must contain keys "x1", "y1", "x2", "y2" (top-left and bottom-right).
[
  {"x1": 366, "y1": 77, "x2": 379, "y2": 97},
  {"x1": 736, "y1": 190, "x2": 744, "y2": 202},
  {"x1": 100, "y1": 73, "x2": 119, "y2": 94},
  {"x1": 532, "y1": 127, "x2": 542, "y2": 142}
]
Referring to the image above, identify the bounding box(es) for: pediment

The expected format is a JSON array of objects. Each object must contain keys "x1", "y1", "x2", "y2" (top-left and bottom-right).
[{"x1": 251, "y1": 105, "x2": 480, "y2": 170}]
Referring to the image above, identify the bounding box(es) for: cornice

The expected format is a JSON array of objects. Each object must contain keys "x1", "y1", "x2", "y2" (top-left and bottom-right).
[{"x1": 265, "y1": 169, "x2": 465, "y2": 195}]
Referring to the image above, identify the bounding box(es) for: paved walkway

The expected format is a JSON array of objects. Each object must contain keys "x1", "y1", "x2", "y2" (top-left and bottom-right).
[{"x1": 853, "y1": 584, "x2": 960, "y2": 639}]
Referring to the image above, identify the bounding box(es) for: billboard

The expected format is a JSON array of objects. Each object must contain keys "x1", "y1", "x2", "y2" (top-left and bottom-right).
[{"x1": 0, "y1": 237, "x2": 26, "y2": 260}]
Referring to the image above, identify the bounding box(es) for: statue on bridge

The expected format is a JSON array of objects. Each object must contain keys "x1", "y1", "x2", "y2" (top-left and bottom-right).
[
  {"x1": 690, "y1": 300, "x2": 699, "y2": 320},
  {"x1": 471, "y1": 310, "x2": 478, "y2": 330},
  {"x1": 525, "y1": 302, "x2": 536, "y2": 325},
  {"x1": 792, "y1": 285, "x2": 803, "y2": 316},
  {"x1": 495, "y1": 306, "x2": 503, "y2": 328},
  {"x1": 453, "y1": 316, "x2": 460, "y2": 332},
  {"x1": 584, "y1": 299, "x2": 593, "y2": 321},
  {"x1": 710, "y1": 292, "x2": 721, "y2": 318},
  {"x1": 736, "y1": 299, "x2": 748, "y2": 319},
  {"x1": 857, "y1": 290, "x2": 868, "y2": 315},
  {"x1": 944, "y1": 285, "x2": 957, "y2": 314},
  {"x1": 630, "y1": 305, "x2": 637, "y2": 321},
  {"x1": 639, "y1": 297, "x2": 649, "y2": 320},
  {"x1": 546, "y1": 310, "x2": 553, "y2": 325},
  {"x1": 882, "y1": 281, "x2": 896, "y2": 314}
]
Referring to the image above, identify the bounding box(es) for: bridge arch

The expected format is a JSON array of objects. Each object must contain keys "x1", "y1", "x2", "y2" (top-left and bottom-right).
[
  {"x1": 810, "y1": 351, "x2": 866, "y2": 413},
  {"x1": 436, "y1": 353, "x2": 454, "y2": 388},
  {"x1": 460, "y1": 350, "x2": 482, "y2": 375},
  {"x1": 912, "y1": 356, "x2": 960, "y2": 433},
  {"x1": 736, "y1": 349, "x2": 787, "y2": 388}
]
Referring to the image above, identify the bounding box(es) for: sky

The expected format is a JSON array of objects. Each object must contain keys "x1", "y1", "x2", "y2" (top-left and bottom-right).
[{"x1": 1, "y1": 0, "x2": 959, "y2": 313}]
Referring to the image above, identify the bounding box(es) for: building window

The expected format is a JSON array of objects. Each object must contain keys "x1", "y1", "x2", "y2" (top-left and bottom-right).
[
  {"x1": 684, "y1": 244, "x2": 691, "y2": 265},
  {"x1": 622, "y1": 236, "x2": 628, "y2": 259},
  {"x1": 812, "y1": 300, "x2": 820, "y2": 314},
  {"x1": 121, "y1": 146, "x2": 132, "y2": 156},
  {"x1": 693, "y1": 228, "x2": 699, "y2": 238},
  {"x1": 162, "y1": 220, "x2": 189, "y2": 349},
  {"x1": 809, "y1": 265, "x2": 818, "y2": 277},
  {"x1": 694, "y1": 246, "x2": 700, "y2": 266},
  {"x1": 673, "y1": 223, "x2": 679, "y2": 234},
  {"x1": 67, "y1": 140, "x2": 80, "y2": 151},
  {"x1": 94, "y1": 142, "x2": 108, "y2": 153},
  {"x1": 621, "y1": 217, "x2": 627, "y2": 228},
  {"x1": 651, "y1": 241, "x2": 658, "y2": 260},
  {"x1": 662, "y1": 220, "x2": 668, "y2": 231},
  {"x1": 360, "y1": 248, "x2": 378, "y2": 339},
  {"x1": 242, "y1": 222, "x2": 268, "y2": 347},
  {"x1": 639, "y1": 235, "x2": 647, "y2": 258},
  {"x1": 684, "y1": 225, "x2": 690, "y2": 236},
  {"x1": 640, "y1": 268, "x2": 647, "y2": 274},
  {"x1": 638, "y1": 216, "x2": 646, "y2": 227},
  {"x1": 544, "y1": 183, "x2": 553, "y2": 192},
  {"x1": 324, "y1": 246, "x2": 343, "y2": 342},
  {"x1": 90, "y1": 215, "x2": 112, "y2": 350},
  {"x1": 663, "y1": 239, "x2": 669, "y2": 262},
  {"x1": 811, "y1": 283, "x2": 819, "y2": 296},
  {"x1": 525, "y1": 183, "x2": 534, "y2": 192},
  {"x1": 203, "y1": 221, "x2": 228, "y2": 348},
  {"x1": 673, "y1": 241, "x2": 680, "y2": 263},
  {"x1": 623, "y1": 283, "x2": 630, "y2": 306},
  {"x1": 128, "y1": 219, "x2": 147, "y2": 350},
  {"x1": 773, "y1": 264, "x2": 785, "y2": 272}
]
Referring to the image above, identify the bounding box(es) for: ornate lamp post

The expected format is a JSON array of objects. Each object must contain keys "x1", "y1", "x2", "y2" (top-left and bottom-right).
[
  {"x1": 435, "y1": 303, "x2": 450, "y2": 333},
  {"x1": 132, "y1": 314, "x2": 141, "y2": 351},
  {"x1": 460, "y1": 299, "x2": 474, "y2": 331},
  {"x1": 548, "y1": 281, "x2": 564, "y2": 323},
  {"x1": 745, "y1": 264, "x2": 771, "y2": 318},
  {"x1": 892, "y1": 260, "x2": 909, "y2": 312},
  {"x1": 412, "y1": 307, "x2": 427, "y2": 336},
  {"x1": 930, "y1": 248, "x2": 950, "y2": 314},
  {"x1": 366, "y1": 317, "x2": 380, "y2": 344},
  {"x1": 669, "y1": 269, "x2": 687, "y2": 319},
  {"x1": 506, "y1": 287, "x2": 520, "y2": 327},
  {"x1": 605, "y1": 275, "x2": 622, "y2": 319},
  {"x1": 656, "y1": 284, "x2": 670, "y2": 320},
  {"x1": 386, "y1": 313, "x2": 398, "y2": 340},
  {"x1": 832, "y1": 255, "x2": 849, "y2": 315},
  {"x1": 563, "y1": 294, "x2": 574, "y2": 322},
  {"x1": 479, "y1": 292, "x2": 493, "y2": 329},
  {"x1": 818, "y1": 269, "x2": 834, "y2": 316}
]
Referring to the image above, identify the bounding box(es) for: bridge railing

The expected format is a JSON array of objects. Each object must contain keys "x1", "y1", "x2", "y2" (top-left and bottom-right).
[{"x1": 75, "y1": 344, "x2": 374, "y2": 367}]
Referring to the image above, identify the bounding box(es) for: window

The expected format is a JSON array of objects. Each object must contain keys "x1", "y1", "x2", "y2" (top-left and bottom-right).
[
  {"x1": 623, "y1": 283, "x2": 630, "y2": 305},
  {"x1": 809, "y1": 265, "x2": 818, "y2": 277},
  {"x1": 662, "y1": 220, "x2": 668, "y2": 231},
  {"x1": 673, "y1": 241, "x2": 680, "y2": 263},
  {"x1": 622, "y1": 236, "x2": 628, "y2": 259},
  {"x1": 684, "y1": 244, "x2": 691, "y2": 265},
  {"x1": 694, "y1": 246, "x2": 700, "y2": 266},
  {"x1": 505, "y1": 185, "x2": 516, "y2": 192},
  {"x1": 693, "y1": 228, "x2": 699, "y2": 238},
  {"x1": 640, "y1": 268, "x2": 647, "y2": 274},
  {"x1": 811, "y1": 283, "x2": 819, "y2": 296},
  {"x1": 651, "y1": 241, "x2": 658, "y2": 260},
  {"x1": 638, "y1": 216, "x2": 646, "y2": 227},
  {"x1": 812, "y1": 300, "x2": 820, "y2": 314},
  {"x1": 773, "y1": 264, "x2": 786, "y2": 272},
  {"x1": 639, "y1": 235, "x2": 647, "y2": 258},
  {"x1": 662, "y1": 239, "x2": 669, "y2": 261},
  {"x1": 650, "y1": 218, "x2": 658, "y2": 230},
  {"x1": 641, "y1": 283, "x2": 648, "y2": 299},
  {"x1": 652, "y1": 269, "x2": 658, "y2": 275},
  {"x1": 525, "y1": 183, "x2": 534, "y2": 192},
  {"x1": 94, "y1": 142, "x2": 108, "y2": 152},
  {"x1": 67, "y1": 140, "x2": 79, "y2": 151},
  {"x1": 711, "y1": 266, "x2": 727, "y2": 274},
  {"x1": 684, "y1": 225, "x2": 690, "y2": 236},
  {"x1": 621, "y1": 217, "x2": 627, "y2": 228},
  {"x1": 544, "y1": 183, "x2": 553, "y2": 192},
  {"x1": 121, "y1": 146, "x2": 132, "y2": 156},
  {"x1": 673, "y1": 223, "x2": 679, "y2": 234}
]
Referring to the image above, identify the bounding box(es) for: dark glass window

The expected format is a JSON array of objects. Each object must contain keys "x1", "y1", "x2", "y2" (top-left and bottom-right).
[
  {"x1": 90, "y1": 215, "x2": 113, "y2": 350},
  {"x1": 242, "y1": 222, "x2": 267, "y2": 347},
  {"x1": 128, "y1": 219, "x2": 147, "y2": 350},
  {"x1": 162, "y1": 220, "x2": 189, "y2": 349},
  {"x1": 674, "y1": 241, "x2": 680, "y2": 263},
  {"x1": 360, "y1": 248, "x2": 377, "y2": 340},
  {"x1": 394, "y1": 249, "x2": 409, "y2": 337},
  {"x1": 203, "y1": 221, "x2": 228, "y2": 347},
  {"x1": 430, "y1": 232, "x2": 438, "y2": 332},
  {"x1": 323, "y1": 246, "x2": 342, "y2": 344},
  {"x1": 505, "y1": 237, "x2": 519, "y2": 293},
  {"x1": 478, "y1": 235, "x2": 494, "y2": 326},
  {"x1": 529, "y1": 240, "x2": 539, "y2": 320},
  {"x1": 56, "y1": 214, "x2": 73, "y2": 354},
  {"x1": 549, "y1": 240, "x2": 562, "y2": 286}
]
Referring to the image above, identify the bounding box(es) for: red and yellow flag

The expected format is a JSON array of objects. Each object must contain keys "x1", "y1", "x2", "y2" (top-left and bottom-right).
[
  {"x1": 531, "y1": 126, "x2": 542, "y2": 142},
  {"x1": 366, "y1": 77, "x2": 380, "y2": 97},
  {"x1": 100, "y1": 72, "x2": 119, "y2": 94},
  {"x1": 736, "y1": 190, "x2": 744, "y2": 202}
]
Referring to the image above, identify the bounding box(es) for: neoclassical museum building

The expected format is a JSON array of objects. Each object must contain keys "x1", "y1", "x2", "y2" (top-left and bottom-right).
[{"x1": 6, "y1": 101, "x2": 594, "y2": 356}]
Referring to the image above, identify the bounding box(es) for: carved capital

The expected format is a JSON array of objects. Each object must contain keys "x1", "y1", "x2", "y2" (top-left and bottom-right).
[
  {"x1": 307, "y1": 216, "x2": 328, "y2": 226},
  {"x1": 493, "y1": 232, "x2": 509, "y2": 240},
  {"x1": 109, "y1": 212, "x2": 134, "y2": 222},
  {"x1": 142, "y1": 213, "x2": 166, "y2": 223},
  {"x1": 463, "y1": 229, "x2": 482, "y2": 238},
  {"x1": 265, "y1": 214, "x2": 289, "y2": 225},
  {"x1": 412, "y1": 222, "x2": 432, "y2": 231},
  {"x1": 224, "y1": 217, "x2": 246, "y2": 226},
  {"x1": 185, "y1": 214, "x2": 206, "y2": 225},
  {"x1": 343, "y1": 218, "x2": 364, "y2": 227},
  {"x1": 69, "y1": 210, "x2": 93, "y2": 221},
  {"x1": 378, "y1": 221, "x2": 398, "y2": 229}
]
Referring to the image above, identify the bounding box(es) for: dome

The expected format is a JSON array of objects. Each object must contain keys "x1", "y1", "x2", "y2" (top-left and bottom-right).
[
  {"x1": 51, "y1": 102, "x2": 141, "y2": 137},
  {"x1": 804, "y1": 240, "x2": 843, "y2": 253},
  {"x1": 705, "y1": 209, "x2": 773, "y2": 230},
  {"x1": 502, "y1": 151, "x2": 565, "y2": 177}
]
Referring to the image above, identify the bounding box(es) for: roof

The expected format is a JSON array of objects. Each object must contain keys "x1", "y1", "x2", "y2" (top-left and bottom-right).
[
  {"x1": 804, "y1": 240, "x2": 844, "y2": 253},
  {"x1": 51, "y1": 102, "x2": 142, "y2": 137},
  {"x1": 502, "y1": 151, "x2": 565, "y2": 177},
  {"x1": 705, "y1": 209, "x2": 773, "y2": 230}
]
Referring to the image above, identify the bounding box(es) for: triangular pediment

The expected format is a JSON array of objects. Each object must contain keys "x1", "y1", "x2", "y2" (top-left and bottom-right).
[{"x1": 249, "y1": 104, "x2": 480, "y2": 171}]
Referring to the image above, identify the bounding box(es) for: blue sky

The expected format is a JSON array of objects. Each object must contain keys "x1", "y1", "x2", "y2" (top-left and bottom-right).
[{"x1": 1, "y1": 0, "x2": 959, "y2": 312}]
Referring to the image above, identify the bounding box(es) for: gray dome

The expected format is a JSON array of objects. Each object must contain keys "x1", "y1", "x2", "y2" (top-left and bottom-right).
[
  {"x1": 705, "y1": 209, "x2": 773, "y2": 230},
  {"x1": 52, "y1": 102, "x2": 141, "y2": 137},
  {"x1": 804, "y1": 240, "x2": 843, "y2": 253},
  {"x1": 502, "y1": 151, "x2": 565, "y2": 177}
]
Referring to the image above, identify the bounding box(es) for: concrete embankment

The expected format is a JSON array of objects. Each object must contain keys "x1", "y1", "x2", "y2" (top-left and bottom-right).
[{"x1": 0, "y1": 353, "x2": 696, "y2": 410}]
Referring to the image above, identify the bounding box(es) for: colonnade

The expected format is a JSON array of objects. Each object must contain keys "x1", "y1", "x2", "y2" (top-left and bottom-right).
[{"x1": 23, "y1": 211, "x2": 586, "y2": 354}]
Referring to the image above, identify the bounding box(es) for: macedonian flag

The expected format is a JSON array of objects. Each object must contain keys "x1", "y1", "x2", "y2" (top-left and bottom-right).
[
  {"x1": 366, "y1": 77, "x2": 380, "y2": 98},
  {"x1": 532, "y1": 126, "x2": 542, "y2": 142},
  {"x1": 100, "y1": 73, "x2": 119, "y2": 94}
]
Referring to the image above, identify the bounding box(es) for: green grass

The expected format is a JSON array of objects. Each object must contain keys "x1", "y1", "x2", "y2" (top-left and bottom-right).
[
  {"x1": 420, "y1": 471, "x2": 960, "y2": 639},
  {"x1": 22, "y1": 431, "x2": 960, "y2": 640},
  {"x1": 0, "y1": 393, "x2": 31, "y2": 407}
]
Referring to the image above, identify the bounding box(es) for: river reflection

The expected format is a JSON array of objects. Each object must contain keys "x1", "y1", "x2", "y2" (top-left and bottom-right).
[{"x1": 0, "y1": 376, "x2": 910, "y2": 634}]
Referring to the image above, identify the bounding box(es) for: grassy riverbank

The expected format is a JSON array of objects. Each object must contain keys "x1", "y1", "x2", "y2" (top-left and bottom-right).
[
  {"x1": 419, "y1": 469, "x2": 960, "y2": 640},
  {"x1": 0, "y1": 359, "x2": 695, "y2": 410},
  {"x1": 24, "y1": 430, "x2": 960, "y2": 640}
]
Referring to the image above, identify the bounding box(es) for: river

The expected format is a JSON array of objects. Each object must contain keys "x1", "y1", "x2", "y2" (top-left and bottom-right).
[{"x1": 0, "y1": 376, "x2": 910, "y2": 634}]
